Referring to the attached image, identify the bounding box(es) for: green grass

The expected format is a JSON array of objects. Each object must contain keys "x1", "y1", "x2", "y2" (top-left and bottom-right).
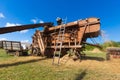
[
  {"x1": 84, "y1": 51, "x2": 106, "y2": 60},
  {"x1": 0, "y1": 49, "x2": 14, "y2": 60},
  {"x1": 0, "y1": 49, "x2": 120, "y2": 80}
]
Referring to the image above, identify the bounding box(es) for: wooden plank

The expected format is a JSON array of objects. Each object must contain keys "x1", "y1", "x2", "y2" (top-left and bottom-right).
[
  {"x1": 36, "y1": 30, "x2": 45, "y2": 55},
  {"x1": 0, "y1": 22, "x2": 52, "y2": 34},
  {"x1": 47, "y1": 45, "x2": 82, "y2": 48}
]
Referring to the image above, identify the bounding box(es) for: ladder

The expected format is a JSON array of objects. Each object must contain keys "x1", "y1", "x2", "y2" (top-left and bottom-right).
[{"x1": 52, "y1": 18, "x2": 67, "y2": 65}]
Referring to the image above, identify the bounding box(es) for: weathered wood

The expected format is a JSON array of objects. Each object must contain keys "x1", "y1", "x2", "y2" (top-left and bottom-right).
[
  {"x1": 48, "y1": 17, "x2": 100, "y2": 44},
  {"x1": 0, "y1": 41, "x2": 22, "y2": 51},
  {"x1": 36, "y1": 30, "x2": 45, "y2": 55},
  {"x1": 0, "y1": 41, "x2": 28, "y2": 56},
  {"x1": 0, "y1": 23, "x2": 53, "y2": 34},
  {"x1": 31, "y1": 17, "x2": 100, "y2": 56},
  {"x1": 107, "y1": 47, "x2": 120, "y2": 59},
  {"x1": 47, "y1": 45, "x2": 82, "y2": 48}
]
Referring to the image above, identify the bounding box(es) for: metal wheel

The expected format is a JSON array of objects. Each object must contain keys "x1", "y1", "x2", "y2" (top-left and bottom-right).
[{"x1": 32, "y1": 47, "x2": 40, "y2": 56}]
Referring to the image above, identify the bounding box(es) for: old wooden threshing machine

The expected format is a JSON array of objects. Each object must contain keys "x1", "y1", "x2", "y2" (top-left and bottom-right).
[
  {"x1": 0, "y1": 17, "x2": 100, "y2": 64},
  {"x1": 31, "y1": 17, "x2": 100, "y2": 64}
]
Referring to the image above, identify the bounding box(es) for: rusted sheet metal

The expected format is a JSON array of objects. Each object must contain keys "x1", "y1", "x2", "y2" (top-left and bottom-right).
[
  {"x1": 48, "y1": 17, "x2": 100, "y2": 33},
  {"x1": 0, "y1": 22, "x2": 53, "y2": 34}
]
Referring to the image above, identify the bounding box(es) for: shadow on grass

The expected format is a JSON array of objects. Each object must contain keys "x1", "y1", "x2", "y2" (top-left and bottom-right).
[
  {"x1": 0, "y1": 58, "x2": 46, "y2": 68},
  {"x1": 82, "y1": 56, "x2": 105, "y2": 61},
  {"x1": 75, "y1": 69, "x2": 87, "y2": 80}
]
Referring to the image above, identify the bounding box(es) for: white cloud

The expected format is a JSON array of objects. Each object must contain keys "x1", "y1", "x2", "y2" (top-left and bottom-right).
[
  {"x1": 20, "y1": 30, "x2": 28, "y2": 33},
  {"x1": 0, "y1": 13, "x2": 5, "y2": 18},
  {"x1": 5, "y1": 22, "x2": 29, "y2": 33},
  {"x1": 39, "y1": 20, "x2": 44, "y2": 23},
  {"x1": 0, "y1": 38, "x2": 7, "y2": 41},
  {"x1": 31, "y1": 18, "x2": 44, "y2": 23},
  {"x1": 5, "y1": 22, "x2": 21, "y2": 27},
  {"x1": 21, "y1": 40, "x2": 29, "y2": 43},
  {"x1": 31, "y1": 19, "x2": 37, "y2": 24}
]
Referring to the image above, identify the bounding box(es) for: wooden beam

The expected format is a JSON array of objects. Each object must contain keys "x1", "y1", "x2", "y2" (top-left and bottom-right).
[
  {"x1": 47, "y1": 45, "x2": 82, "y2": 48},
  {"x1": 0, "y1": 22, "x2": 52, "y2": 34}
]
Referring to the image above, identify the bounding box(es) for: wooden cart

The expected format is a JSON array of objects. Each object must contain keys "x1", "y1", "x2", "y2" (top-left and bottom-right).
[{"x1": 0, "y1": 41, "x2": 28, "y2": 56}]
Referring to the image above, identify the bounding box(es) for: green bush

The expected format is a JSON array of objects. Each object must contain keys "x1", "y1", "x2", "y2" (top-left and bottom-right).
[
  {"x1": 85, "y1": 45, "x2": 96, "y2": 51},
  {"x1": 101, "y1": 41, "x2": 120, "y2": 50}
]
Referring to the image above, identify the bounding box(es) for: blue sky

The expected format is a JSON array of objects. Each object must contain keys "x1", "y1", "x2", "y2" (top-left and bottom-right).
[{"x1": 0, "y1": 0, "x2": 120, "y2": 43}]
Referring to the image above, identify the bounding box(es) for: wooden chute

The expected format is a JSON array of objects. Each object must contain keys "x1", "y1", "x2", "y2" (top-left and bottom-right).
[{"x1": 0, "y1": 22, "x2": 53, "y2": 34}]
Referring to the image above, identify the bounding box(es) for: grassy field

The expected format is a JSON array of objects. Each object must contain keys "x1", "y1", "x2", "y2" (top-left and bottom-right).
[{"x1": 0, "y1": 49, "x2": 120, "y2": 80}]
